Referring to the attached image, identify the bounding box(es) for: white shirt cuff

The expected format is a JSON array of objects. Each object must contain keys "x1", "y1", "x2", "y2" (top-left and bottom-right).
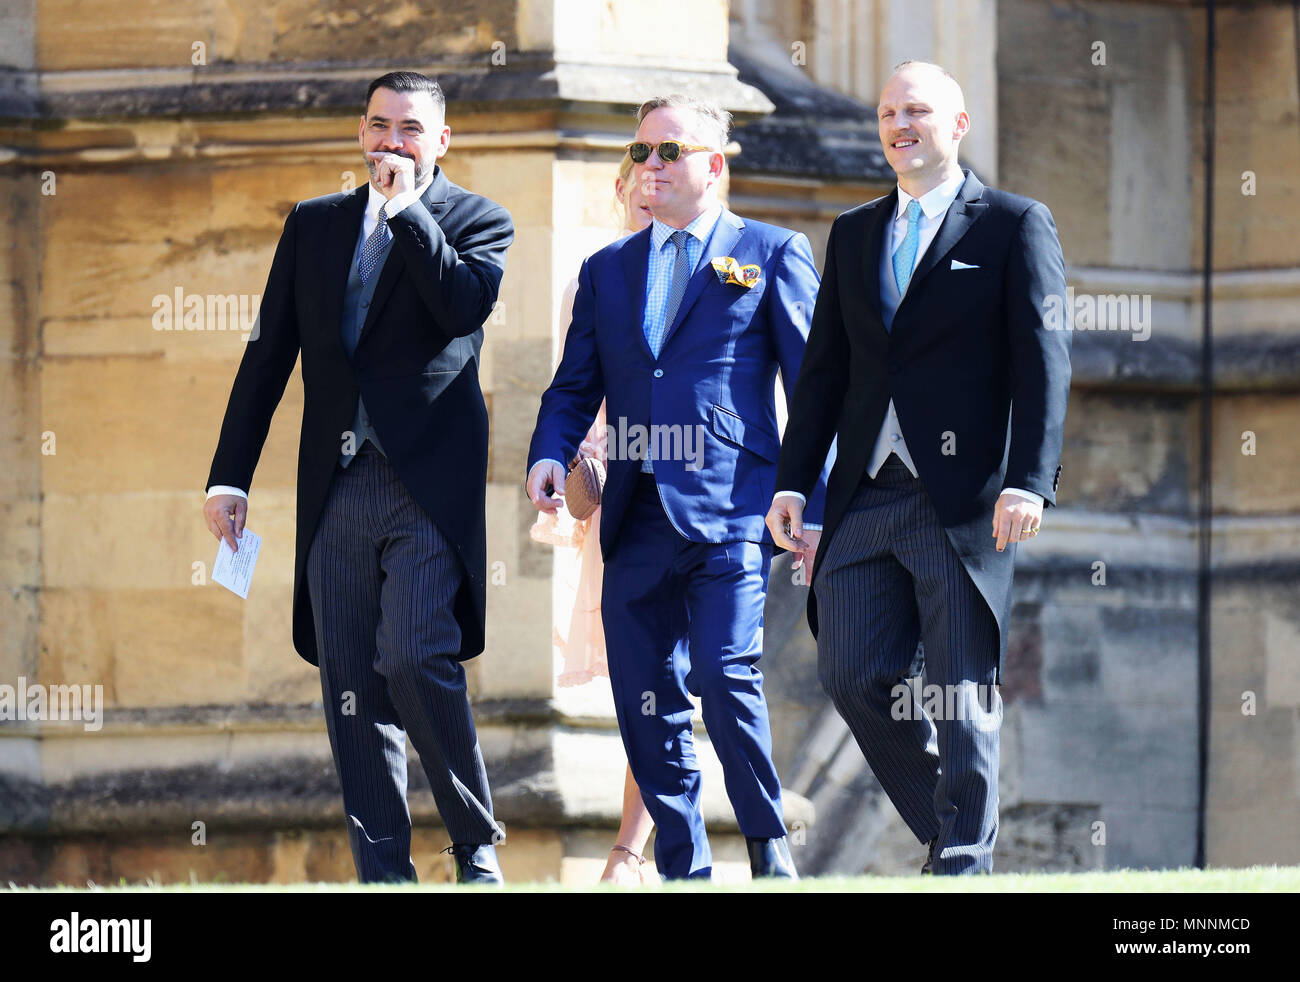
[
  {"x1": 1001, "y1": 487, "x2": 1044, "y2": 507},
  {"x1": 773, "y1": 491, "x2": 820, "y2": 530},
  {"x1": 385, "y1": 188, "x2": 424, "y2": 218},
  {"x1": 206, "y1": 485, "x2": 247, "y2": 499}
]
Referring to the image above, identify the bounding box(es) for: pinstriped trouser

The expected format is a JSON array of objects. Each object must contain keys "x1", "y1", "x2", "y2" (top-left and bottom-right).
[
  {"x1": 306, "y1": 444, "x2": 498, "y2": 882},
  {"x1": 814, "y1": 457, "x2": 1003, "y2": 874}
]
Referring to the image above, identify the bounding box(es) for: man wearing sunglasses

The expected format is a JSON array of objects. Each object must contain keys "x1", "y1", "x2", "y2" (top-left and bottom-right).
[{"x1": 526, "y1": 95, "x2": 831, "y2": 880}]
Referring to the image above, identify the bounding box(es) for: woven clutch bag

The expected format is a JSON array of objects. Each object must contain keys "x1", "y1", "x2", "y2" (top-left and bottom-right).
[{"x1": 564, "y1": 453, "x2": 605, "y2": 521}]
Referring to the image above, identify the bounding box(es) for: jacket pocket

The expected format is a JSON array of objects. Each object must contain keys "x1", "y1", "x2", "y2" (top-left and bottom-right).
[{"x1": 709, "y1": 404, "x2": 780, "y2": 463}]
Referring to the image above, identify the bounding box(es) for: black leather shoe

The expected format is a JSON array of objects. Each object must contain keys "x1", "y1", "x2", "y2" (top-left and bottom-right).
[
  {"x1": 747, "y1": 836, "x2": 798, "y2": 879},
  {"x1": 443, "y1": 843, "x2": 504, "y2": 886},
  {"x1": 921, "y1": 837, "x2": 937, "y2": 875}
]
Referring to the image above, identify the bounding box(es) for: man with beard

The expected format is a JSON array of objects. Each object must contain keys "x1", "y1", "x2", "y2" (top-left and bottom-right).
[{"x1": 203, "y1": 71, "x2": 512, "y2": 884}]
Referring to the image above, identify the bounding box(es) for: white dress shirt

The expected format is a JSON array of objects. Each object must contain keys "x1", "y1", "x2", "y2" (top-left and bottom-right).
[
  {"x1": 774, "y1": 172, "x2": 1042, "y2": 523},
  {"x1": 206, "y1": 175, "x2": 433, "y2": 502}
]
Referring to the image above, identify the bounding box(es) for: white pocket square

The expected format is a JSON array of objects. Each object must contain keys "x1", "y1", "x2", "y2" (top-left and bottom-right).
[{"x1": 951, "y1": 259, "x2": 980, "y2": 270}]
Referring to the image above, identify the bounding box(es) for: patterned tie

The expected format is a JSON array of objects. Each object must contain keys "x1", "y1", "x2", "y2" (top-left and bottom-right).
[
  {"x1": 641, "y1": 229, "x2": 692, "y2": 473},
  {"x1": 892, "y1": 198, "x2": 923, "y2": 296},
  {"x1": 652, "y1": 230, "x2": 691, "y2": 358},
  {"x1": 357, "y1": 203, "x2": 390, "y2": 284}
]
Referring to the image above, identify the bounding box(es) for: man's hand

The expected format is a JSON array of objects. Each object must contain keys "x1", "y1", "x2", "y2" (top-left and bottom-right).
[
  {"x1": 204, "y1": 494, "x2": 247, "y2": 553},
  {"x1": 526, "y1": 460, "x2": 568, "y2": 514},
  {"x1": 992, "y1": 492, "x2": 1043, "y2": 552},
  {"x1": 766, "y1": 495, "x2": 820, "y2": 583},
  {"x1": 793, "y1": 528, "x2": 821, "y2": 581},
  {"x1": 366, "y1": 151, "x2": 416, "y2": 199}
]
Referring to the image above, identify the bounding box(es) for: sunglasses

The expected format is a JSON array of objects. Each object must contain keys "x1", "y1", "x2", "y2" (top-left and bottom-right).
[{"x1": 625, "y1": 140, "x2": 714, "y2": 164}]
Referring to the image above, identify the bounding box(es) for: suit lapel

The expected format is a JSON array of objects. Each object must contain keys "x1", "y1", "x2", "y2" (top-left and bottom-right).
[
  {"x1": 620, "y1": 228, "x2": 653, "y2": 361},
  {"x1": 901, "y1": 170, "x2": 989, "y2": 301},
  {"x1": 658, "y1": 208, "x2": 744, "y2": 353},
  {"x1": 323, "y1": 188, "x2": 368, "y2": 360},
  {"x1": 357, "y1": 166, "x2": 451, "y2": 347},
  {"x1": 861, "y1": 190, "x2": 897, "y2": 333}
]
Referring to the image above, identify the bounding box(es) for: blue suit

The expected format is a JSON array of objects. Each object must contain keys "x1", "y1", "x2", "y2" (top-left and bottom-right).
[{"x1": 528, "y1": 207, "x2": 831, "y2": 878}]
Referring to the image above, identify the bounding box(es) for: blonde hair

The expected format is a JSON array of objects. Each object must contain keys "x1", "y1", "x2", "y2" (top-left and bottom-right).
[
  {"x1": 634, "y1": 94, "x2": 732, "y2": 152},
  {"x1": 612, "y1": 154, "x2": 635, "y2": 230}
]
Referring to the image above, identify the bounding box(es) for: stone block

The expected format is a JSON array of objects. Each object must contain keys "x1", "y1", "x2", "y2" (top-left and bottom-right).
[
  {"x1": 41, "y1": 487, "x2": 295, "y2": 593},
  {"x1": 1207, "y1": 705, "x2": 1295, "y2": 808},
  {"x1": 1097, "y1": 605, "x2": 1198, "y2": 708},
  {"x1": 1263, "y1": 611, "x2": 1300, "y2": 709},
  {"x1": 233, "y1": 0, "x2": 519, "y2": 65},
  {"x1": 0, "y1": 495, "x2": 39, "y2": 590},
  {"x1": 1098, "y1": 804, "x2": 1197, "y2": 870},
  {"x1": 466, "y1": 150, "x2": 556, "y2": 228},
  {"x1": 489, "y1": 226, "x2": 555, "y2": 343},
  {"x1": 553, "y1": 0, "x2": 728, "y2": 64},
  {"x1": 1211, "y1": 6, "x2": 1300, "y2": 270},
  {"x1": 39, "y1": 356, "x2": 303, "y2": 496},
  {"x1": 1057, "y1": 390, "x2": 1193, "y2": 512},
  {"x1": 35, "y1": 0, "x2": 207, "y2": 70},
  {"x1": 1037, "y1": 602, "x2": 1102, "y2": 702},
  {"x1": 0, "y1": 359, "x2": 40, "y2": 502},
  {"x1": 0, "y1": 587, "x2": 38, "y2": 682},
  {"x1": 1207, "y1": 799, "x2": 1300, "y2": 868},
  {"x1": 38, "y1": 587, "x2": 246, "y2": 708},
  {"x1": 1210, "y1": 394, "x2": 1300, "y2": 514},
  {"x1": 1018, "y1": 700, "x2": 1198, "y2": 811}
]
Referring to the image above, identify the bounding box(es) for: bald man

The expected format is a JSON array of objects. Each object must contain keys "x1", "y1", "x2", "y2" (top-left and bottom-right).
[{"x1": 768, "y1": 61, "x2": 1071, "y2": 874}]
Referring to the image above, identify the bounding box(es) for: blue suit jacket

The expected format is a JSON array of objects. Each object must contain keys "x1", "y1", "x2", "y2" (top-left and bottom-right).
[{"x1": 528, "y1": 207, "x2": 832, "y2": 561}]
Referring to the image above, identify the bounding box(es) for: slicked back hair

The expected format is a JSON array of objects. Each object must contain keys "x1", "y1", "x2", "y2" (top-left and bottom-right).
[
  {"x1": 365, "y1": 71, "x2": 446, "y2": 119},
  {"x1": 635, "y1": 95, "x2": 731, "y2": 153}
]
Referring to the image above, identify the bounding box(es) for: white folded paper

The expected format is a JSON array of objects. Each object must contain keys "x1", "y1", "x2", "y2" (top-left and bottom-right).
[{"x1": 212, "y1": 529, "x2": 262, "y2": 599}]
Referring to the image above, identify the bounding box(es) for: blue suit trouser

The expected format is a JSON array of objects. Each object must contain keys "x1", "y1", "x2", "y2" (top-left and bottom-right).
[{"x1": 601, "y1": 475, "x2": 788, "y2": 879}]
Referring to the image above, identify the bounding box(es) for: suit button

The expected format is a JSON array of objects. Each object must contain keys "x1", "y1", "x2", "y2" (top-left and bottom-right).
[{"x1": 653, "y1": 369, "x2": 664, "y2": 378}]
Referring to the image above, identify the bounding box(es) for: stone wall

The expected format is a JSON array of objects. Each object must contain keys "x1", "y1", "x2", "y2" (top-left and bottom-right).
[
  {"x1": 2, "y1": 0, "x2": 1296, "y2": 883},
  {"x1": 0, "y1": 0, "x2": 795, "y2": 885}
]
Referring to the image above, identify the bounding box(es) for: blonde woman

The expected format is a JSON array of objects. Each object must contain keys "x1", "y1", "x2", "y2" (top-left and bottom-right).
[{"x1": 531, "y1": 155, "x2": 656, "y2": 883}]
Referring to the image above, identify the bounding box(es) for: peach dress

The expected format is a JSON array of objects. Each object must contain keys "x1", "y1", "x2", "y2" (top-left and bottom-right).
[
  {"x1": 530, "y1": 268, "x2": 611, "y2": 687},
  {"x1": 529, "y1": 401, "x2": 609, "y2": 686}
]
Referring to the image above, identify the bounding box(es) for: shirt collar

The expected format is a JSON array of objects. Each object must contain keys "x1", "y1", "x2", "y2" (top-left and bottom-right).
[
  {"x1": 895, "y1": 171, "x2": 966, "y2": 222},
  {"x1": 650, "y1": 203, "x2": 723, "y2": 252},
  {"x1": 366, "y1": 174, "x2": 434, "y2": 219}
]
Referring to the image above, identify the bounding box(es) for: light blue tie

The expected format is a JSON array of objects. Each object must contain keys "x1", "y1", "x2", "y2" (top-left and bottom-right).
[{"x1": 892, "y1": 198, "x2": 923, "y2": 296}]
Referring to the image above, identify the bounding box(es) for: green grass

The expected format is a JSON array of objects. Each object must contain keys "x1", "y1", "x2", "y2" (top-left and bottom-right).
[{"x1": 14, "y1": 865, "x2": 1298, "y2": 893}]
